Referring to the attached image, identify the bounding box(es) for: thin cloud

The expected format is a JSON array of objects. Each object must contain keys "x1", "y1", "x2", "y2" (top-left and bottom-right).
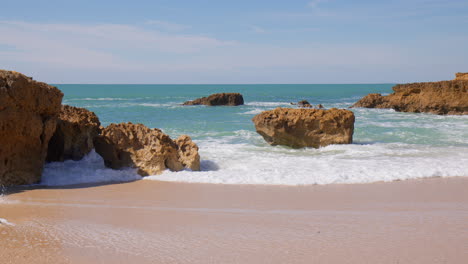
[
  {"x1": 145, "y1": 20, "x2": 191, "y2": 31},
  {"x1": 250, "y1": 25, "x2": 267, "y2": 34},
  {"x1": 307, "y1": 0, "x2": 328, "y2": 8}
]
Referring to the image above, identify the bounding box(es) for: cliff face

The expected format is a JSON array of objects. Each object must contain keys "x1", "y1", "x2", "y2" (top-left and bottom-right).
[
  {"x1": 46, "y1": 105, "x2": 101, "y2": 162},
  {"x1": 183, "y1": 93, "x2": 244, "y2": 106},
  {"x1": 0, "y1": 70, "x2": 63, "y2": 186},
  {"x1": 353, "y1": 77, "x2": 468, "y2": 115},
  {"x1": 252, "y1": 108, "x2": 355, "y2": 149}
]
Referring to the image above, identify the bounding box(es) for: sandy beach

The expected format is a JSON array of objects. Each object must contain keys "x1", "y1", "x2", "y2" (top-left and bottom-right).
[{"x1": 1, "y1": 177, "x2": 468, "y2": 263}]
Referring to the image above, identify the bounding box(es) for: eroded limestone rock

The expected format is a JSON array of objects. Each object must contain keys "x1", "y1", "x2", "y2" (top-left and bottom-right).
[{"x1": 252, "y1": 108, "x2": 355, "y2": 149}]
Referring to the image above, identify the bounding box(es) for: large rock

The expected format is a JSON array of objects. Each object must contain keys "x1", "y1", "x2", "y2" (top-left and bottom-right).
[
  {"x1": 0, "y1": 70, "x2": 63, "y2": 186},
  {"x1": 252, "y1": 108, "x2": 355, "y2": 149},
  {"x1": 183, "y1": 93, "x2": 244, "y2": 106},
  {"x1": 297, "y1": 100, "x2": 313, "y2": 108},
  {"x1": 352, "y1": 74, "x2": 468, "y2": 115},
  {"x1": 46, "y1": 105, "x2": 101, "y2": 162},
  {"x1": 94, "y1": 123, "x2": 200, "y2": 176}
]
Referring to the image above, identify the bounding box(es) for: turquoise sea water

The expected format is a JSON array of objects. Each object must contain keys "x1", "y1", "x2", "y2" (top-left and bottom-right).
[{"x1": 42, "y1": 84, "x2": 468, "y2": 185}]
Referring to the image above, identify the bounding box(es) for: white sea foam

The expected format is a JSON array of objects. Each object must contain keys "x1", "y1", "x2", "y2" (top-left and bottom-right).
[
  {"x1": 145, "y1": 138, "x2": 468, "y2": 185},
  {"x1": 0, "y1": 218, "x2": 15, "y2": 226},
  {"x1": 69, "y1": 97, "x2": 130, "y2": 101},
  {"x1": 37, "y1": 136, "x2": 468, "y2": 187},
  {"x1": 240, "y1": 108, "x2": 265, "y2": 115},
  {"x1": 245, "y1": 101, "x2": 292, "y2": 107},
  {"x1": 41, "y1": 150, "x2": 142, "y2": 186},
  {"x1": 38, "y1": 125, "x2": 468, "y2": 187}
]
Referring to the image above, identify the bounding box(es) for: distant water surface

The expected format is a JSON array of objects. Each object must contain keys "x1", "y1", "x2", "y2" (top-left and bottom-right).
[{"x1": 41, "y1": 84, "x2": 468, "y2": 186}]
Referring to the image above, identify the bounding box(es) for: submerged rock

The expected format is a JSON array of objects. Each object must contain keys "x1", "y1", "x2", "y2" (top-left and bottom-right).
[
  {"x1": 352, "y1": 74, "x2": 468, "y2": 115},
  {"x1": 297, "y1": 100, "x2": 313, "y2": 108},
  {"x1": 183, "y1": 93, "x2": 244, "y2": 106},
  {"x1": 94, "y1": 123, "x2": 200, "y2": 176},
  {"x1": 46, "y1": 105, "x2": 101, "y2": 162},
  {"x1": 0, "y1": 70, "x2": 63, "y2": 186},
  {"x1": 252, "y1": 107, "x2": 355, "y2": 149}
]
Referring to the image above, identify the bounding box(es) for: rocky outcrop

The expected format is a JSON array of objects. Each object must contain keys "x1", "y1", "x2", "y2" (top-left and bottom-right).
[
  {"x1": 352, "y1": 77, "x2": 468, "y2": 115},
  {"x1": 455, "y1": 73, "x2": 468, "y2": 81},
  {"x1": 252, "y1": 108, "x2": 355, "y2": 149},
  {"x1": 0, "y1": 70, "x2": 63, "y2": 186},
  {"x1": 298, "y1": 100, "x2": 313, "y2": 108},
  {"x1": 46, "y1": 105, "x2": 101, "y2": 162},
  {"x1": 175, "y1": 135, "x2": 200, "y2": 171},
  {"x1": 183, "y1": 93, "x2": 244, "y2": 106},
  {"x1": 94, "y1": 123, "x2": 200, "y2": 176}
]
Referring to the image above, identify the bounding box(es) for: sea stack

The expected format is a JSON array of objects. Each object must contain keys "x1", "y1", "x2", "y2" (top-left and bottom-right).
[
  {"x1": 183, "y1": 93, "x2": 244, "y2": 106},
  {"x1": 0, "y1": 70, "x2": 63, "y2": 186},
  {"x1": 252, "y1": 108, "x2": 355, "y2": 149},
  {"x1": 94, "y1": 122, "x2": 200, "y2": 176},
  {"x1": 352, "y1": 73, "x2": 468, "y2": 115},
  {"x1": 297, "y1": 100, "x2": 313, "y2": 108},
  {"x1": 46, "y1": 105, "x2": 101, "y2": 162}
]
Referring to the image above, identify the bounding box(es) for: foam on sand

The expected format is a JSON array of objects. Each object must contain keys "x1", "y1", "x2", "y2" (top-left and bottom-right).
[{"x1": 0, "y1": 218, "x2": 15, "y2": 226}]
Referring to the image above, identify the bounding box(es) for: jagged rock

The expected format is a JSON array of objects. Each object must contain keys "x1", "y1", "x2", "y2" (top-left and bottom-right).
[
  {"x1": 175, "y1": 135, "x2": 200, "y2": 171},
  {"x1": 0, "y1": 70, "x2": 63, "y2": 186},
  {"x1": 317, "y1": 104, "x2": 324, "y2": 109},
  {"x1": 455, "y1": 73, "x2": 468, "y2": 80},
  {"x1": 46, "y1": 105, "x2": 101, "y2": 162},
  {"x1": 94, "y1": 123, "x2": 200, "y2": 176},
  {"x1": 298, "y1": 100, "x2": 313, "y2": 108},
  {"x1": 352, "y1": 75, "x2": 468, "y2": 115},
  {"x1": 252, "y1": 108, "x2": 355, "y2": 149},
  {"x1": 183, "y1": 93, "x2": 244, "y2": 106}
]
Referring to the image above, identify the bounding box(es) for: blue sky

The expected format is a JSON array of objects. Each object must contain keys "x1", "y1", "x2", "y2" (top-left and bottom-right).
[{"x1": 1, "y1": 0, "x2": 467, "y2": 83}]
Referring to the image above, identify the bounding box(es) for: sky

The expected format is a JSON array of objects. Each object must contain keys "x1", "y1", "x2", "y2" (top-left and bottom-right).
[{"x1": 1, "y1": 0, "x2": 467, "y2": 84}]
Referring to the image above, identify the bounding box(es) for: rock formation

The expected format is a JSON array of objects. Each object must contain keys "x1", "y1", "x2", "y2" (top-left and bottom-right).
[
  {"x1": 252, "y1": 108, "x2": 355, "y2": 149},
  {"x1": 183, "y1": 93, "x2": 244, "y2": 106},
  {"x1": 46, "y1": 105, "x2": 101, "y2": 162},
  {"x1": 297, "y1": 100, "x2": 313, "y2": 108},
  {"x1": 455, "y1": 73, "x2": 468, "y2": 81},
  {"x1": 0, "y1": 70, "x2": 63, "y2": 186},
  {"x1": 352, "y1": 76, "x2": 468, "y2": 115},
  {"x1": 175, "y1": 135, "x2": 201, "y2": 171},
  {"x1": 94, "y1": 123, "x2": 200, "y2": 176}
]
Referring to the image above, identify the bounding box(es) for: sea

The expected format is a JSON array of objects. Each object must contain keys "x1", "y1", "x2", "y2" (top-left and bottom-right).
[{"x1": 41, "y1": 84, "x2": 468, "y2": 186}]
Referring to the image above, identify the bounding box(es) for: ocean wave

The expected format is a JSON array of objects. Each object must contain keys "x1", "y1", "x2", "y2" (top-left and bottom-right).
[
  {"x1": 239, "y1": 108, "x2": 264, "y2": 115},
  {"x1": 37, "y1": 138, "x2": 468, "y2": 187},
  {"x1": 245, "y1": 101, "x2": 293, "y2": 107},
  {"x1": 41, "y1": 150, "x2": 142, "y2": 186},
  {"x1": 78, "y1": 102, "x2": 181, "y2": 109},
  {"x1": 147, "y1": 140, "x2": 468, "y2": 185},
  {"x1": 67, "y1": 97, "x2": 130, "y2": 101}
]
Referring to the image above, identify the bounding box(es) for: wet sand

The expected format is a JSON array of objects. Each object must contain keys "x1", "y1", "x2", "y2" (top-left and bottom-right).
[{"x1": 1, "y1": 177, "x2": 468, "y2": 263}]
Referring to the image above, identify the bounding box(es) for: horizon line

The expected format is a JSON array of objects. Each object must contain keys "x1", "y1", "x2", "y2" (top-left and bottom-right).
[{"x1": 51, "y1": 82, "x2": 397, "y2": 85}]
